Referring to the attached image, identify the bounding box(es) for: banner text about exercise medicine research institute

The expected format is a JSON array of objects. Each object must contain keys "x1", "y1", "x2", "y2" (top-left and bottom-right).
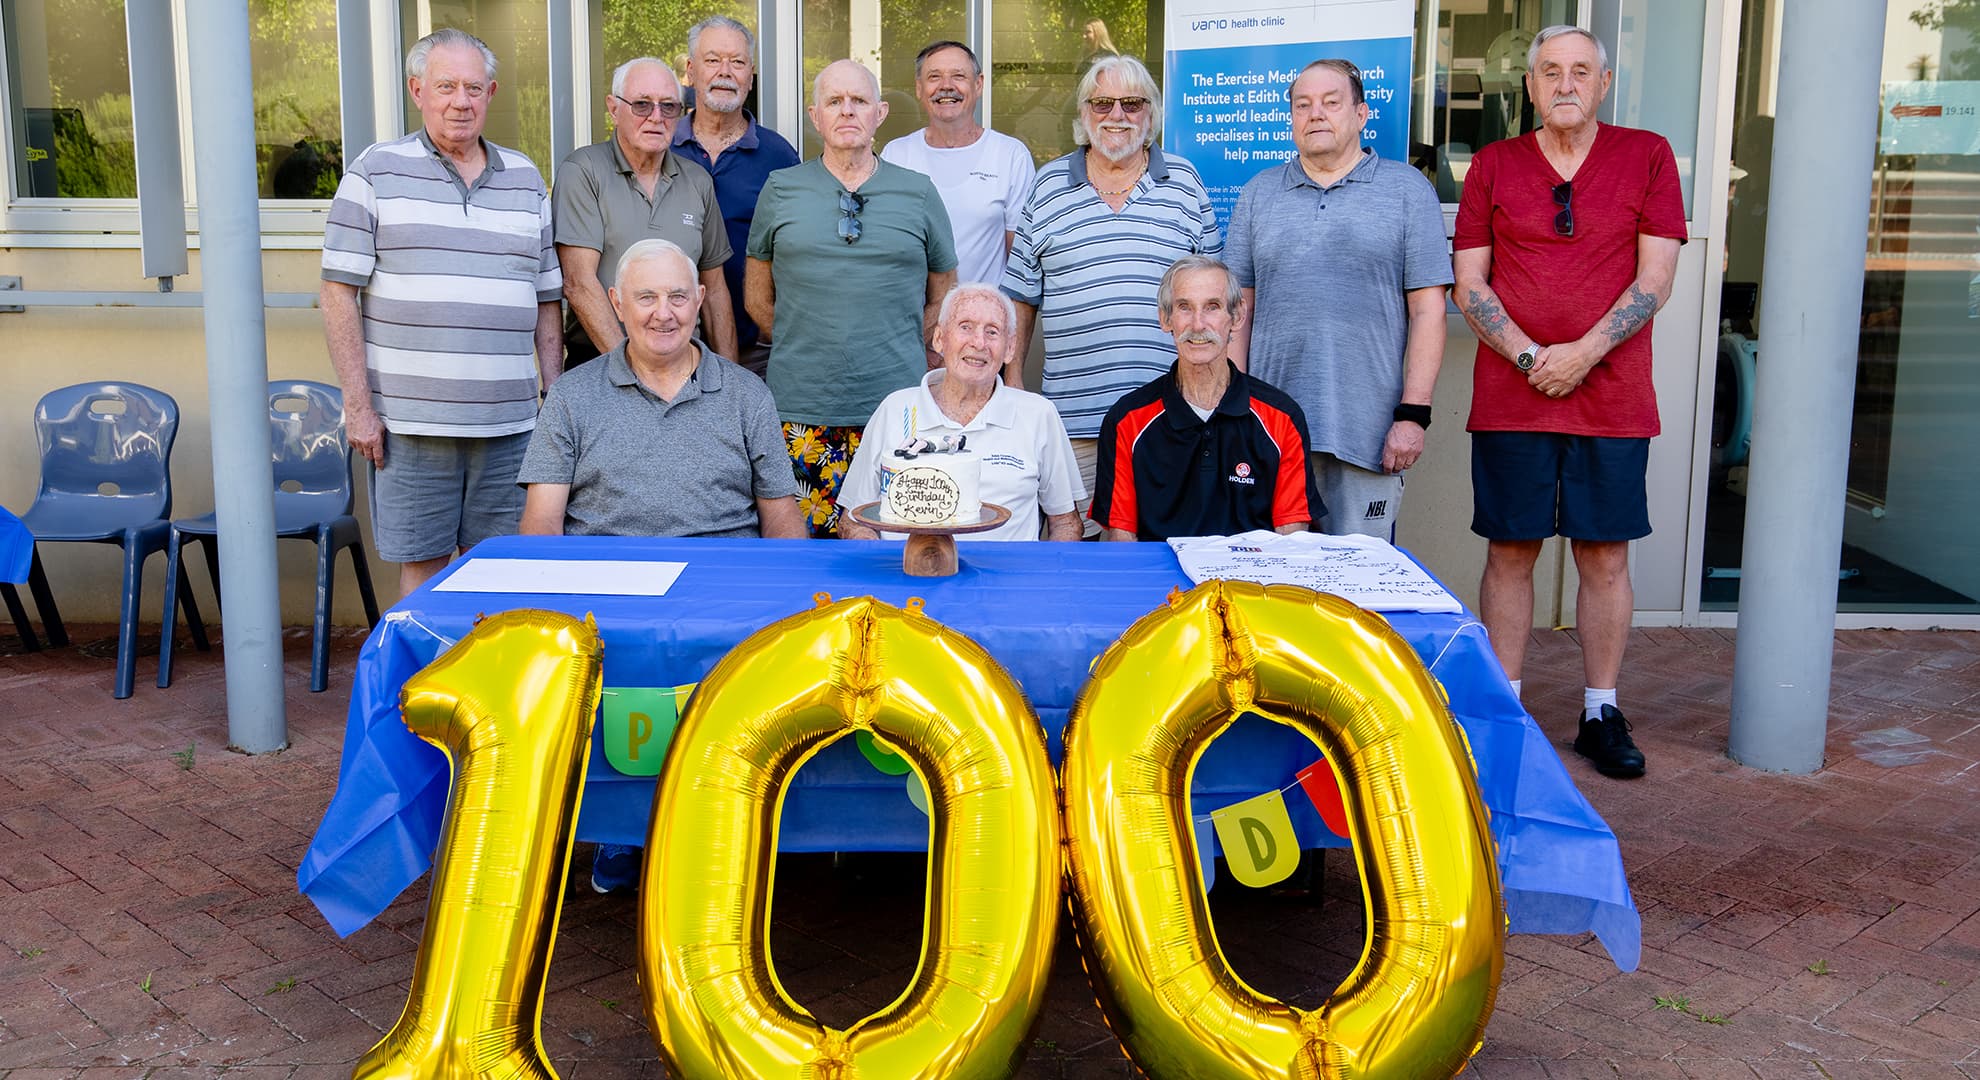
[{"x1": 1163, "y1": 0, "x2": 1414, "y2": 224}]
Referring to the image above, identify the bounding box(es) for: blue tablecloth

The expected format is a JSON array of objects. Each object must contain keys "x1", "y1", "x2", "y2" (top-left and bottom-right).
[
  {"x1": 298, "y1": 535, "x2": 1640, "y2": 970},
  {"x1": 1, "y1": 507, "x2": 31, "y2": 584}
]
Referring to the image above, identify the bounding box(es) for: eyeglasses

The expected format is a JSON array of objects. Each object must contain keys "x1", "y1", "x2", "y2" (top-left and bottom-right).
[
  {"x1": 613, "y1": 94, "x2": 685, "y2": 119},
  {"x1": 838, "y1": 190, "x2": 866, "y2": 244},
  {"x1": 1084, "y1": 96, "x2": 1149, "y2": 116},
  {"x1": 1552, "y1": 181, "x2": 1574, "y2": 237}
]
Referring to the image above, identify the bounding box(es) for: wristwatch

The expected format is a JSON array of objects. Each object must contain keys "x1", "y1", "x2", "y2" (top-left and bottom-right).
[{"x1": 1514, "y1": 343, "x2": 1540, "y2": 372}]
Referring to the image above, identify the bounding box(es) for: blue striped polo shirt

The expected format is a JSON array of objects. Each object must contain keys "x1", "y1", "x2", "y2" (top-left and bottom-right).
[
  {"x1": 322, "y1": 130, "x2": 562, "y2": 438},
  {"x1": 1000, "y1": 147, "x2": 1223, "y2": 438}
]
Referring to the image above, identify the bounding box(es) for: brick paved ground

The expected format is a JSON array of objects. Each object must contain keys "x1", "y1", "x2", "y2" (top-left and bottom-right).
[{"x1": 2, "y1": 623, "x2": 1978, "y2": 1078}]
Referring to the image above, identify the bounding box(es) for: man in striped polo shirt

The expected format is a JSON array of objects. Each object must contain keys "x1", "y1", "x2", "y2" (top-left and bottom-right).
[
  {"x1": 321, "y1": 28, "x2": 563, "y2": 594},
  {"x1": 1001, "y1": 54, "x2": 1222, "y2": 528}
]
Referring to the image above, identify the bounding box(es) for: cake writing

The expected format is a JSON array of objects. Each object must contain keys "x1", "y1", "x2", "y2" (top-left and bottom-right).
[{"x1": 884, "y1": 467, "x2": 962, "y2": 523}]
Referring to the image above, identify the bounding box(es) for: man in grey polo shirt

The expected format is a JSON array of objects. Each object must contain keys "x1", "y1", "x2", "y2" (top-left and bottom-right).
[
  {"x1": 555, "y1": 57, "x2": 736, "y2": 367},
  {"x1": 519, "y1": 239, "x2": 804, "y2": 540},
  {"x1": 321, "y1": 28, "x2": 562, "y2": 596},
  {"x1": 1227, "y1": 58, "x2": 1450, "y2": 539}
]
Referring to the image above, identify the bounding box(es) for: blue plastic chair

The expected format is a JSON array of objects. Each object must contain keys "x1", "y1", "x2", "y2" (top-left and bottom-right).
[
  {"x1": 159, "y1": 381, "x2": 380, "y2": 692},
  {"x1": 19, "y1": 382, "x2": 209, "y2": 698}
]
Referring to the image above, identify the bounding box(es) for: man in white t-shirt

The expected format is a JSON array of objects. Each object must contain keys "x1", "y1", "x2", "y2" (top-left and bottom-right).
[{"x1": 881, "y1": 40, "x2": 1037, "y2": 384}]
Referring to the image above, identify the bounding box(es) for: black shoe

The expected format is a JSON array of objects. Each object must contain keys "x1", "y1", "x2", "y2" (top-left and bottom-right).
[{"x1": 1574, "y1": 705, "x2": 1646, "y2": 779}]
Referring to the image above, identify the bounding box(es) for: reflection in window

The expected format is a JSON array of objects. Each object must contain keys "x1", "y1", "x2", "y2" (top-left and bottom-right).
[
  {"x1": 5, "y1": 0, "x2": 136, "y2": 198},
  {"x1": 254, "y1": 0, "x2": 343, "y2": 198},
  {"x1": 989, "y1": 0, "x2": 1149, "y2": 166},
  {"x1": 801, "y1": 0, "x2": 967, "y2": 157},
  {"x1": 591, "y1": 0, "x2": 757, "y2": 132},
  {"x1": 401, "y1": 1, "x2": 553, "y2": 171},
  {"x1": 1418, "y1": 0, "x2": 1575, "y2": 204}
]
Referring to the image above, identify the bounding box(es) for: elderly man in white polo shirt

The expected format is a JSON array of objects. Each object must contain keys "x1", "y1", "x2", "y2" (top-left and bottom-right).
[{"x1": 839, "y1": 283, "x2": 1085, "y2": 541}]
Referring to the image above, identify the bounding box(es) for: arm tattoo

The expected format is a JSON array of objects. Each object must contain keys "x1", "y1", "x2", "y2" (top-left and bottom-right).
[
  {"x1": 1463, "y1": 288, "x2": 1511, "y2": 342},
  {"x1": 1602, "y1": 285, "x2": 1659, "y2": 347}
]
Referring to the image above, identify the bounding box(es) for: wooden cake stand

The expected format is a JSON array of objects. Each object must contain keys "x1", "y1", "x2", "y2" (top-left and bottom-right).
[{"x1": 847, "y1": 502, "x2": 1013, "y2": 577}]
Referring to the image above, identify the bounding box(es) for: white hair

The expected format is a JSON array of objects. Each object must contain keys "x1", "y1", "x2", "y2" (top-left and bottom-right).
[
  {"x1": 812, "y1": 58, "x2": 881, "y2": 107},
  {"x1": 688, "y1": 15, "x2": 756, "y2": 59},
  {"x1": 1157, "y1": 255, "x2": 1241, "y2": 317},
  {"x1": 1528, "y1": 25, "x2": 1610, "y2": 74},
  {"x1": 611, "y1": 57, "x2": 678, "y2": 99},
  {"x1": 1073, "y1": 54, "x2": 1162, "y2": 149},
  {"x1": 937, "y1": 283, "x2": 1018, "y2": 337},
  {"x1": 615, "y1": 238, "x2": 697, "y2": 285},
  {"x1": 407, "y1": 28, "x2": 497, "y2": 82}
]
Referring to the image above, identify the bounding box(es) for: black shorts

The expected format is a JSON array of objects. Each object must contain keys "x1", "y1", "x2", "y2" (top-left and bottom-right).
[{"x1": 1470, "y1": 432, "x2": 1651, "y2": 542}]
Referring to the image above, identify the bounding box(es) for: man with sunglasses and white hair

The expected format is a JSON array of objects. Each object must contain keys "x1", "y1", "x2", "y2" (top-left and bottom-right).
[
  {"x1": 745, "y1": 59, "x2": 958, "y2": 537},
  {"x1": 555, "y1": 57, "x2": 735, "y2": 368},
  {"x1": 1002, "y1": 54, "x2": 1220, "y2": 530},
  {"x1": 1452, "y1": 25, "x2": 1685, "y2": 781},
  {"x1": 1227, "y1": 58, "x2": 1450, "y2": 542}
]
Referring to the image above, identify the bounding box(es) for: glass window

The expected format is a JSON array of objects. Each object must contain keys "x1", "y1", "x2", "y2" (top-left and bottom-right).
[
  {"x1": 402, "y1": 0, "x2": 553, "y2": 171},
  {"x1": 1605, "y1": 0, "x2": 1704, "y2": 214},
  {"x1": 590, "y1": 0, "x2": 758, "y2": 134},
  {"x1": 1703, "y1": 0, "x2": 1980, "y2": 616},
  {"x1": 1418, "y1": 0, "x2": 1577, "y2": 204},
  {"x1": 988, "y1": 0, "x2": 1149, "y2": 166},
  {"x1": 800, "y1": 0, "x2": 968, "y2": 156},
  {"x1": 253, "y1": 0, "x2": 343, "y2": 198},
  {"x1": 5, "y1": 0, "x2": 136, "y2": 198}
]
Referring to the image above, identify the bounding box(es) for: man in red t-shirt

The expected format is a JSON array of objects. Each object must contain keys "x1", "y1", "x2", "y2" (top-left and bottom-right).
[{"x1": 1452, "y1": 25, "x2": 1685, "y2": 781}]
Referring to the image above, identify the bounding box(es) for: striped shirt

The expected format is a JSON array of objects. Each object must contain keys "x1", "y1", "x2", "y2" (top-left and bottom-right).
[
  {"x1": 322, "y1": 130, "x2": 561, "y2": 438},
  {"x1": 1000, "y1": 147, "x2": 1222, "y2": 438}
]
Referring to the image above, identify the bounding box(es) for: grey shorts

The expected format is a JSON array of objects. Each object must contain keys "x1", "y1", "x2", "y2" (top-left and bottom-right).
[
  {"x1": 1312, "y1": 452, "x2": 1404, "y2": 541},
  {"x1": 367, "y1": 429, "x2": 530, "y2": 562}
]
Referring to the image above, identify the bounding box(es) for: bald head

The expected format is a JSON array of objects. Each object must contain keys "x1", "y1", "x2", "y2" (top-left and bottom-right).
[{"x1": 813, "y1": 59, "x2": 880, "y2": 107}]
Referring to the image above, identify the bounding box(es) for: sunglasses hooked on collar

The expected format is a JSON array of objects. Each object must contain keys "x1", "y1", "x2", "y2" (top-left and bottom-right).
[
  {"x1": 838, "y1": 190, "x2": 866, "y2": 244},
  {"x1": 1552, "y1": 181, "x2": 1574, "y2": 237}
]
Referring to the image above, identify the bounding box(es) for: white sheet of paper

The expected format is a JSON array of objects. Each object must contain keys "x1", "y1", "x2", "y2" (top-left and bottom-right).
[
  {"x1": 432, "y1": 558, "x2": 688, "y2": 597},
  {"x1": 1166, "y1": 530, "x2": 1462, "y2": 613}
]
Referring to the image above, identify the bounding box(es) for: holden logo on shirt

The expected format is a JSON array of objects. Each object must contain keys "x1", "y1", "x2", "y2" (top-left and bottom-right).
[
  {"x1": 682, "y1": 212, "x2": 697, "y2": 227},
  {"x1": 1228, "y1": 461, "x2": 1256, "y2": 486}
]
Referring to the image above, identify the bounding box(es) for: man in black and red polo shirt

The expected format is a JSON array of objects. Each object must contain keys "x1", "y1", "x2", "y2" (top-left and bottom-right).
[{"x1": 1092, "y1": 255, "x2": 1320, "y2": 542}]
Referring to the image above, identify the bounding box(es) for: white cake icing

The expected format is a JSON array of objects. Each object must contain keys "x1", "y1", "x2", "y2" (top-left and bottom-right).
[{"x1": 879, "y1": 448, "x2": 982, "y2": 526}]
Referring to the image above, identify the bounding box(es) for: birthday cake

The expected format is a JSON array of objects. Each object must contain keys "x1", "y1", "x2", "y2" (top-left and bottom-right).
[{"x1": 878, "y1": 435, "x2": 982, "y2": 526}]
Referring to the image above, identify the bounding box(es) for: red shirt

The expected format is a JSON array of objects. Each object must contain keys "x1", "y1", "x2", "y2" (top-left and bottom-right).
[{"x1": 1454, "y1": 124, "x2": 1687, "y2": 436}]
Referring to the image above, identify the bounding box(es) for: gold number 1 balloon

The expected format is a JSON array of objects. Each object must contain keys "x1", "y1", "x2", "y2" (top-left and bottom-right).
[
  {"x1": 355, "y1": 610, "x2": 604, "y2": 1080},
  {"x1": 639, "y1": 596, "x2": 1061, "y2": 1080},
  {"x1": 1061, "y1": 581, "x2": 1504, "y2": 1080}
]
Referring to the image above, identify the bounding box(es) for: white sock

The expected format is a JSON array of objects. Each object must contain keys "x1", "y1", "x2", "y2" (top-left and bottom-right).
[
  {"x1": 1508, "y1": 679, "x2": 1522, "y2": 698},
  {"x1": 1583, "y1": 687, "x2": 1618, "y2": 723}
]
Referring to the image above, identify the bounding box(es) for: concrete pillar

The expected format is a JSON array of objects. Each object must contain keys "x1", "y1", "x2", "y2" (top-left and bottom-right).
[
  {"x1": 185, "y1": 2, "x2": 289, "y2": 752},
  {"x1": 1728, "y1": 1, "x2": 1886, "y2": 772}
]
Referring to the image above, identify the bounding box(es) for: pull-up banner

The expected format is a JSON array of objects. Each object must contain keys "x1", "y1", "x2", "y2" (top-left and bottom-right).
[{"x1": 1163, "y1": 0, "x2": 1415, "y2": 224}]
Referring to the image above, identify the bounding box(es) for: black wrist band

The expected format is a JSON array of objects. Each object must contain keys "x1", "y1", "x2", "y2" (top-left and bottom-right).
[{"x1": 1393, "y1": 403, "x2": 1432, "y2": 428}]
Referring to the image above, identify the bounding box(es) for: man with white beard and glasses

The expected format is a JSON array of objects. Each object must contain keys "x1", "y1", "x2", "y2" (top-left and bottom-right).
[
  {"x1": 1001, "y1": 54, "x2": 1220, "y2": 531},
  {"x1": 672, "y1": 15, "x2": 800, "y2": 376}
]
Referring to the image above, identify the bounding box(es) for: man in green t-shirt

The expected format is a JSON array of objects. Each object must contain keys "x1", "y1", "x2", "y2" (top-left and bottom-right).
[{"x1": 744, "y1": 59, "x2": 958, "y2": 537}]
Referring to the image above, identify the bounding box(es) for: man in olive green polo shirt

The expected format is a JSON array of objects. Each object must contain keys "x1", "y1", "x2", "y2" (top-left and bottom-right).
[{"x1": 555, "y1": 57, "x2": 737, "y2": 366}]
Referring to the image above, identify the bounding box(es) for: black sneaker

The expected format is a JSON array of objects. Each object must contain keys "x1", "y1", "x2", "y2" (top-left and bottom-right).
[{"x1": 1574, "y1": 704, "x2": 1646, "y2": 779}]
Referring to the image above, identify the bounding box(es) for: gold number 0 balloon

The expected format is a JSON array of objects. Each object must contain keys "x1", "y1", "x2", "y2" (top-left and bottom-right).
[
  {"x1": 640, "y1": 596, "x2": 1062, "y2": 1080},
  {"x1": 1062, "y1": 582, "x2": 1505, "y2": 1080},
  {"x1": 356, "y1": 610, "x2": 604, "y2": 1080}
]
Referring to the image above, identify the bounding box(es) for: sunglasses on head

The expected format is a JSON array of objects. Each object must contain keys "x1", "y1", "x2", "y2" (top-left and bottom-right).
[
  {"x1": 1552, "y1": 181, "x2": 1574, "y2": 237},
  {"x1": 1084, "y1": 96, "x2": 1149, "y2": 116},
  {"x1": 614, "y1": 94, "x2": 685, "y2": 119},
  {"x1": 838, "y1": 190, "x2": 866, "y2": 244}
]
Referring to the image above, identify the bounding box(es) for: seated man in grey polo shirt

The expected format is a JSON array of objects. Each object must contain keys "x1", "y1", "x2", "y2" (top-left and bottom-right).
[
  {"x1": 519, "y1": 238, "x2": 806, "y2": 542},
  {"x1": 519, "y1": 237, "x2": 803, "y2": 895}
]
